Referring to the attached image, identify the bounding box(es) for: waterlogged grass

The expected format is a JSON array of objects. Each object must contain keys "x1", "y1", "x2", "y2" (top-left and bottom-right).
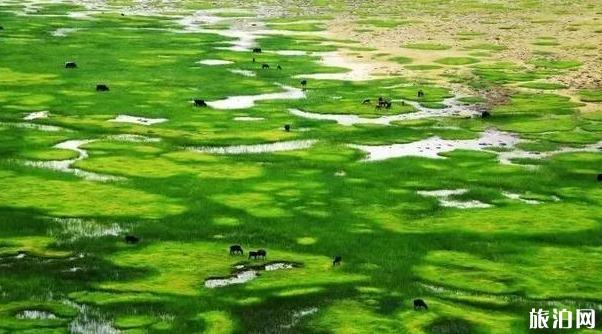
[
  {"x1": 434, "y1": 57, "x2": 480, "y2": 65},
  {"x1": 518, "y1": 81, "x2": 567, "y2": 90},
  {"x1": 579, "y1": 89, "x2": 602, "y2": 102},
  {"x1": 530, "y1": 58, "x2": 581, "y2": 70},
  {"x1": 390, "y1": 56, "x2": 413, "y2": 64},
  {"x1": 403, "y1": 43, "x2": 451, "y2": 50},
  {"x1": 0, "y1": 2, "x2": 601, "y2": 333}
]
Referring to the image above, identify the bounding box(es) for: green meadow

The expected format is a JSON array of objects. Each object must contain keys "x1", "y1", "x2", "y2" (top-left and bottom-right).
[{"x1": 0, "y1": 0, "x2": 601, "y2": 333}]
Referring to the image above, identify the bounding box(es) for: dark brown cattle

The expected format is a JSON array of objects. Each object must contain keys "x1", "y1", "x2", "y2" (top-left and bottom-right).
[
  {"x1": 413, "y1": 299, "x2": 428, "y2": 310},
  {"x1": 125, "y1": 235, "x2": 139, "y2": 244},
  {"x1": 333, "y1": 256, "x2": 342, "y2": 266},
  {"x1": 481, "y1": 111, "x2": 491, "y2": 118},
  {"x1": 193, "y1": 99, "x2": 207, "y2": 107},
  {"x1": 248, "y1": 251, "x2": 259, "y2": 259},
  {"x1": 262, "y1": 64, "x2": 270, "y2": 69},
  {"x1": 65, "y1": 61, "x2": 77, "y2": 69},
  {"x1": 96, "y1": 84, "x2": 109, "y2": 92},
  {"x1": 252, "y1": 48, "x2": 262, "y2": 53},
  {"x1": 229, "y1": 245, "x2": 243, "y2": 255},
  {"x1": 284, "y1": 124, "x2": 291, "y2": 132},
  {"x1": 597, "y1": 174, "x2": 601, "y2": 182}
]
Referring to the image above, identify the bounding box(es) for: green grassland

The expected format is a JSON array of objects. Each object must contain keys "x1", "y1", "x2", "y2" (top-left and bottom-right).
[{"x1": 0, "y1": 1, "x2": 601, "y2": 333}]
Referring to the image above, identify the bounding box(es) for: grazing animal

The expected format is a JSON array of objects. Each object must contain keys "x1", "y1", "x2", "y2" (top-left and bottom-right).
[
  {"x1": 597, "y1": 173, "x2": 601, "y2": 181},
  {"x1": 96, "y1": 84, "x2": 109, "y2": 92},
  {"x1": 125, "y1": 235, "x2": 139, "y2": 244},
  {"x1": 248, "y1": 251, "x2": 259, "y2": 259},
  {"x1": 193, "y1": 99, "x2": 207, "y2": 107},
  {"x1": 229, "y1": 245, "x2": 243, "y2": 255},
  {"x1": 252, "y1": 57, "x2": 256, "y2": 63},
  {"x1": 333, "y1": 256, "x2": 342, "y2": 266},
  {"x1": 413, "y1": 299, "x2": 428, "y2": 310},
  {"x1": 256, "y1": 249, "x2": 267, "y2": 259},
  {"x1": 362, "y1": 99, "x2": 371, "y2": 104},
  {"x1": 481, "y1": 111, "x2": 491, "y2": 118},
  {"x1": 262, "y1": 64, "x2": 270, "y2": 69},
  {"x1": 277, "y1": 64, "x2": 282, "y2": 70},
  {"x1": 284, "y1": 124, "x2": 291, "y2": 132},
  {"x1": 401, "y1": 101, "x2": 406, "y2": 106},
  {"x1": 300, "y1": 80, "x2": 307, "y2": 87},
  {"x1": 252, "y1": 47, "x2": 262, "y2": 53},
  {"x1": 417, "y1": 90, "x2": 424, "y2": 98},
  {"x1": 65, "y1": 61, "x2": 77, "y2": 69},
  {"x1": 376, "y1": 97, "x2": 392, "y2": 109}
]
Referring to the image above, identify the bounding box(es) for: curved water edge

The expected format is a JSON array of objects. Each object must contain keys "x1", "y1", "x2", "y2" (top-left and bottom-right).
[
  {"x1": 16, "y1": 310, "x2": 57, "y2": 320},
  {"x1": 0, "y1": 121, "x2": 64, "y2": 132},
  {"x1": 51, "y1": 27, "x2": 79, "y2": 37},
  {"x1": 419, "y1": 283, "x2": 602, "y2": 311},
  {"x1": 206, "y1": 84, "x2": 305, "y2": 110},
  {"x1": 205, "y1": 261, "x2": 299, "y2": 288},
  {"x1": 350, "y1": 129, "x2": 519, "y2": 162},
  {"x1": 190, "y1": 139, "x2": 317, "y2": 155},
  {"x1": 108, "y1": 115, "x2": 168, "y2": 126},
  {"x1": 289, "y1": 96, "x2": 479, "y2": 126},
  {"x1": 294, "y1": 51, "x2": 378, "y2": 81},
  {"x1": 24, "y1": 110, "x2": 49, "y2": 120},
  {"x1": 21, "y1": 134, "x2": 160, "y2": 181},
  {"x1": 228, "y1": 68, "x2": 256, "y2": 77},
  {"x1": 497, "y1": 141, "x2": 602, "y2": 165},
  {"x1": 23, "y1": 139, "x2": 122, "y2": 182},
  {"x1": 198, "y1": 59, "x2": 233, "y2": 66},
  {"x1": 417, "y1": 189, "x2": 492, "y2": 209},
  {"x1": 350, "y1": 129, "x2": 602, "y2": 165}
]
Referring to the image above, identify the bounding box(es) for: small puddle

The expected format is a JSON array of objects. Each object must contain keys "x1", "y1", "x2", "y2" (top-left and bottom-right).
[
  {"x1": 281, "y1": 307, "x2": 319, "y2": 329},
  {"x1": 234, "y1": 116, "x2": 264, "y2": 121},
  {"x1": 190, "y1": 139, "x2": 317, "y2": 154},
  {"x1": 271, "y1": 50, "x2": 307, "y2": 56},
  {"x1": 106, "y1": 134, "x2": 161, "y2": 142},
  {"x1": 502, "y1": 192, "x2": 541, "y2": 205},
  {"x1": 51, "y1": 28, "x2": 79, "y2": 37},
  {"x1": 417, "y1": 189, "x2": 492, "y2": 209},
  {"x1": 206, "y1": 84, "x2": 305, "y2": 110},
  {"x1": 64, "y1": 300, "x2": 120, "y2": 334},
  {"x1": 16, "y1": 310, "x2": 57, "y2": 320},
  {"x1": 108, "y1": 115, "x2": 168, "y2": 125},
  {"x1": 204, "y1": 261, "x2": 299, "y2": 288},
  {"x1": 228, "y1": 68, "x2": 256, "y2": 77},
  {"x1": 198, "y1": 59, "x2": 233, "y2": 66},
  {"x1": 0, "y1": 121, "x2": 64, "y2": 132},
  {"x1": 52, "y1": 218, "x2": 126, "y2": 242},
  {"x1": 23, "y1": 110, "x2": 49, "y2": 120}
]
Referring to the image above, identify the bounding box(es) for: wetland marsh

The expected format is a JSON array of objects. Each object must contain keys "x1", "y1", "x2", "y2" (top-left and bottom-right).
[{"x1": 0, "y1": 0, "x2": 601, "y2": 333}]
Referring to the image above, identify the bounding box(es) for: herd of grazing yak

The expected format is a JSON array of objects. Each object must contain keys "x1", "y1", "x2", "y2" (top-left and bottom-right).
[{"x1": 61, "y1": 44, "x2": 601, "y2": 315}]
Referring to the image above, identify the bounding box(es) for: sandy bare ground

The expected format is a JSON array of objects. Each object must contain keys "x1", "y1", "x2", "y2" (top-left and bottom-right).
[{"x1": 320, "y1": 2, "x2": 602, "y2": 111}]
